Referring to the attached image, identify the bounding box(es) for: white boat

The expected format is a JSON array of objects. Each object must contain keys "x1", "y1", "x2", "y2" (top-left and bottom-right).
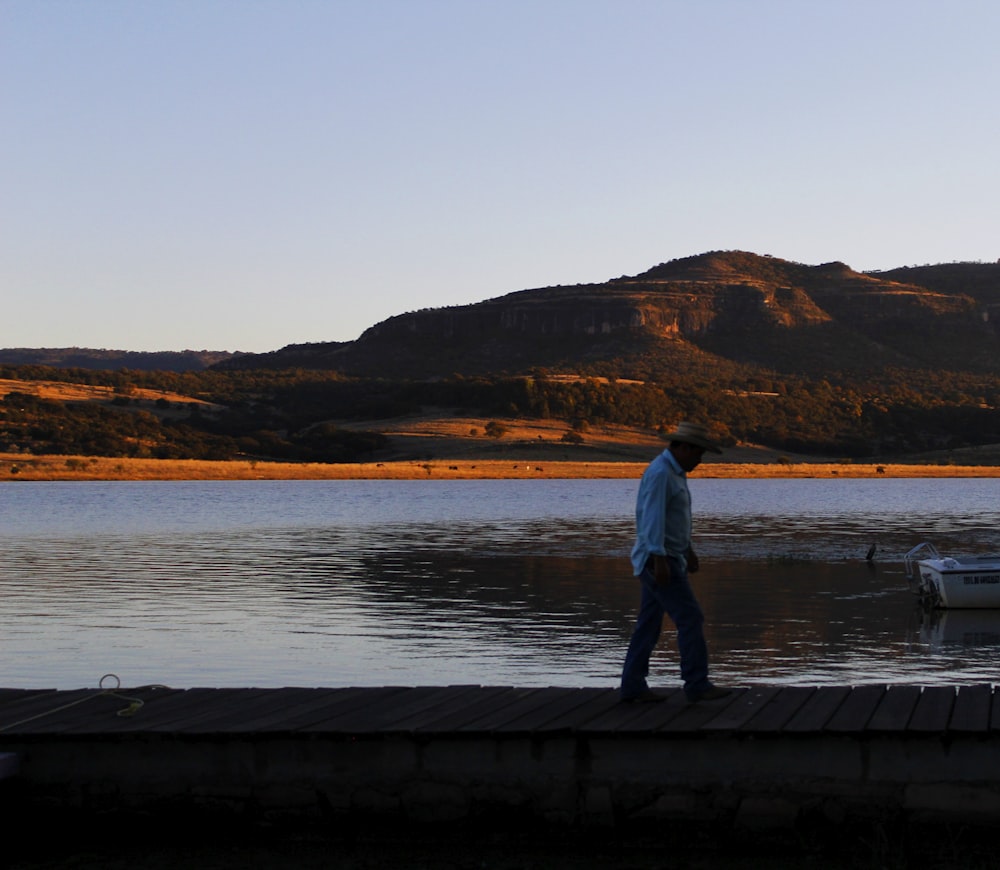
[{"x1": 905, "y1": 542, "x2": 1000, "y2": 609}]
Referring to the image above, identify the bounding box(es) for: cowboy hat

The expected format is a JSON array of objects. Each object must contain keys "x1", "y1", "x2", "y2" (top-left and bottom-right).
[{"x1": 663, "y1": 421, "x2": 723, "y2": 454}]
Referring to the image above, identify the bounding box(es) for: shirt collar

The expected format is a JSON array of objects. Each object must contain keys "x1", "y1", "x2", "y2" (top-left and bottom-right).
[{"x1": 661, "y1": 448, "x2": 685, "y2": 476}]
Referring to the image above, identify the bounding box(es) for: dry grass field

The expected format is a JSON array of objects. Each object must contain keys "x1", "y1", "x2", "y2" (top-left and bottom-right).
[
  {"x1": 3, "y1": 452, "x2": 999, "y2": 481},
  {"x1": 0, "y1": 377, "x2": 219, "y2": 408},
  {"x1": 3, "y1": 382, "x2": 999, "y2": 480}
]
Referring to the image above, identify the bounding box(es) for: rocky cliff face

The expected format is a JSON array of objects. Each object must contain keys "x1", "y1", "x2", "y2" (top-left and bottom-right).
[{"x1": 223, "y1": 251, "x2": 999, "y2": 378}]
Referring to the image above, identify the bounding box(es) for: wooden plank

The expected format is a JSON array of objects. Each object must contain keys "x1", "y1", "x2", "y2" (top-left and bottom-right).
[
  {"x1": 273, "y1": 687, "x2": 414, "y2": 731},
  {"x1": 281, "y1": 686, "x2": 430, "y2": 733},
  {"x1": 573, "y1": 690, "x2": 682, "y2": 732},
  {"x1": 140, "y1": 686, "x2": 414, "y2": 735},
  {"x1": 579, "y1": 689, "x2": 688, "y2": 733},
  {"x1": 0, "y1": 689, "x2": 51, "y2": 705},
  {"x1": 0, "y1": 689, "x2": 69, "y2": 716},
  {"x1": 137, "y1": 689, "x2": 274, "y2": 733},
  {"x1": 454, "y1": 688, "x2": 554, "y2": 732},
  {"x1": 1, "y1": 686, "x2": 190, "y2": 735},
  {"x1": 492, "y1": 688, "x2": 609, "y2": 733},
  {"x1": 908, "y1": 686, "x2": 955, "y2": 733},
  {"x1": 614, "y1": 693, "x2": 693, "y2": 733},
  {"x1": 702, "y1": 687, "x2": 781, "y2": 732},
  {"x1": 295, "y1": 687, "x2": 423, "y2": 733},
  {"x1": 534, "y1": 688, "x2": 624, "y2": 732},
  {"x1": 131, "y1": 688, "x2": 352, "y2": 735},
  {"x1": 64, "y1": 687, "x2": 190, "y2": 734},
  {"x1": 122, "y1": 687, "x2": 341, "y2": 733},
  {"x1": 390, "y1": 686, "x2": 512, "y2": 732},
  {"x1": 149, "y1": 688, "x2": 328, "y2": 734},
  {"x1": 742, "y1": 687, "x2": 815, "y2": 733},
  {"x1": 370, "y1": 686, "x2": 495, "y2": 733},
  {"x1": 200, "y1": 688, "x2": 346, "y2": 733},
  {"x1": 0, "y1": 689, "x2": 111, "y2": 734},
  {"x1": 950, "y1": 684, "x2": 993, "y2": 733},
  {"x1": 409, "y1": 688, "x2": 535, "y2": 734},
  {"x1": 100, "y1": 688, "x2": 223, "y2": 731},
  {"x1": 480, "y1": 687, "x2": 580, "y2": 734},
  {"x1": 404, "y1": 687, "x2": 543, "y2": 733},
  {"x1": 0, "y1": 689, "x2": 61, "y2": 733},
  {"x1": 9, "y1": 683, "x2": 998, "y2": 741},
  {"x1": 783, "y1": 686, "x2": 851, "y2": 732},
  {"x1": 867, "y1": 685, "x2": 922, "y2": 732},
  {"x1": 658, "y1": 689, "x2": 746, "y2": 733},
  {"x1": 230, "y1": 689, "x2": 351, "y2": 732},
  {"x1": 825, "y1": 685, "x2": 886, "y2": 733},
  {"x1": 12, "y1": 695, "x2": 135, "y2": 733}
]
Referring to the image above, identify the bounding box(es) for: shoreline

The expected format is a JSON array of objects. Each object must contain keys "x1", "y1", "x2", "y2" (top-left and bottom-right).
[{"x1": 2, "y1": 453, "x2": 1000, "y2": 481}]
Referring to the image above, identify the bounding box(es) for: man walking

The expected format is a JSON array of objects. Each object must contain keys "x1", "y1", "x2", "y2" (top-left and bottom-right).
[{"x1": 620, "y1": 421, "x2": 731, "y2": 703}]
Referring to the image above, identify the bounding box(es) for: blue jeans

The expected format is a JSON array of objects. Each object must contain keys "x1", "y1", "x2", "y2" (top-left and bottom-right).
[{"x1": 620, "y1": 555, "x2": 711, "y2": 700}]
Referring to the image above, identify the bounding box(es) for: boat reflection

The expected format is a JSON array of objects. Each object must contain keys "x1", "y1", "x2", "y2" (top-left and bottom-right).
[{"x1": 914, "y1": 607, "x2": 1000, "y2": 650}]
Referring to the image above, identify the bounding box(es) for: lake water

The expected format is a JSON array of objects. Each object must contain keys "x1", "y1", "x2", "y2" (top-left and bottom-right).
[{"x1": 2, "y1": 478, "x2": 1000, "y2": 691}]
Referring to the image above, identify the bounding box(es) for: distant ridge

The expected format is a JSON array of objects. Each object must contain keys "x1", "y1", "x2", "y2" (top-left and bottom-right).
[
  {"x1": 216, "y1": 250, "x2": 1000, "y2": 380},
  {"x1": 3, "y1": 251, "x2": 999, "y2": 461},
  {"x1": 0, "y1": 347, "x2": 244, "y2": 373},
  {"x1": 7, "y1": 252, "x2": 999, "y2": 380}
]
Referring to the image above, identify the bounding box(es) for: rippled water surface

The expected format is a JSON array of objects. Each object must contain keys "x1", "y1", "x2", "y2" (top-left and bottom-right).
[{"x1": 2, "y1": 478, "x2": 1000, "y2": 690}]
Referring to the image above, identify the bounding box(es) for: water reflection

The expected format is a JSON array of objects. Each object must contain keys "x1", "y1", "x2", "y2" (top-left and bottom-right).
[
  {"x1": 911, "y1": 608, "x2": 1000, "y2": 651},
  {"x1": 1, "y1": 479, "x2": 1000, "y2": 689}
]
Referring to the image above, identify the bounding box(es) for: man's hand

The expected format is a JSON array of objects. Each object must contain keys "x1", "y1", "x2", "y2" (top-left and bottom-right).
[
  {"x1": 653, "y1": 555, "x2": 671, "y2": 586},
  {"x1": 687, "y1": 548, "x2": 700, "y2": 574}
]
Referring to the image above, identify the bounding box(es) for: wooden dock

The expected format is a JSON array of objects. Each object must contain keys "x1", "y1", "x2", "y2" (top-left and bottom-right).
[{"x1": 3, "y1": 683, "x2": 1000, "y2": 831}]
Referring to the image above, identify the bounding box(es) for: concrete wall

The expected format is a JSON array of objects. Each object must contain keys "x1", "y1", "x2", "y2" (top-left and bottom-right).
[{"x1": 7, "y1": 732, "x2": 1000, "y2": 831}]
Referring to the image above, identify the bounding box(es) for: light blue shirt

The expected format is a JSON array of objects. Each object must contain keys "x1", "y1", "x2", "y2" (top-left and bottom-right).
[{"x1": 629, "y1": 448, "x2": 692, "y2": 576}]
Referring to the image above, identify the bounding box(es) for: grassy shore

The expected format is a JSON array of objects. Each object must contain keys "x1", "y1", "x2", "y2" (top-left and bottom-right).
[{"x1": 3, "y1": 452, "x2": 1000, "y2": 481}]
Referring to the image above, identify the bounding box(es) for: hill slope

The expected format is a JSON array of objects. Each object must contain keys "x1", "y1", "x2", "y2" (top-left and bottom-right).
[
  {"x1": 219, "y1": 251, "x2": 998, "y2": 379},
  {"x1": 0, "y1": 348, "x2": 243, "y2": 372},
  {"x1": 4, "y1": 251, "x2": 999, "y2": 463}
]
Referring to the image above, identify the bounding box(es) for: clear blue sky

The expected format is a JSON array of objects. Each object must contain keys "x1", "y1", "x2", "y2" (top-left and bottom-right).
[{"x1": 3, "y1": 1, "x2": 998, "y2": 353}]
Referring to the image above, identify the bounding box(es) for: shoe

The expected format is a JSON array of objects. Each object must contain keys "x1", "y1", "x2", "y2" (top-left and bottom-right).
[
  {"x1": 622, "y1": 689, "x2": 668, "y2": 703},
  {"x1": 688, "y1": 685, "x2": 732, "y2": 703}
]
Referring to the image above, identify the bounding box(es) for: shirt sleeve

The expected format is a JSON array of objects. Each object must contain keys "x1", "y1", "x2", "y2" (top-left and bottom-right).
[{"x1": 633, "y1": 461, "x2": 668, "y2": 561}]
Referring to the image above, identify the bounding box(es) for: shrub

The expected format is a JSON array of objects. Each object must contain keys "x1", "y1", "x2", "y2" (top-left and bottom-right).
[{"x1": 484, "y1": 421, "x2": 508, "y2": 438}]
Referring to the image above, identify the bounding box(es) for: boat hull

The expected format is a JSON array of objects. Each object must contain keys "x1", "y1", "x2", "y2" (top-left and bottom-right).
[{"x1": 915, "y1": 558, "x2": 1000, "y2": 609}]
